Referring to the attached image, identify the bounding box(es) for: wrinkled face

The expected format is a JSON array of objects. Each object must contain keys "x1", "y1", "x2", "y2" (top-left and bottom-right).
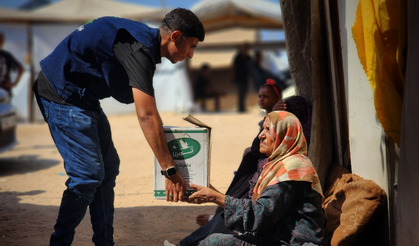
[
  {"x1": 258, "y1": 117, "x2": 276, "y2": 156},
  {"x1": 258, "y1": 86, "x2": 279, "y2": 113},
  {"x1": 167, "y1": 31, "x2": 199, "y2": 63}
]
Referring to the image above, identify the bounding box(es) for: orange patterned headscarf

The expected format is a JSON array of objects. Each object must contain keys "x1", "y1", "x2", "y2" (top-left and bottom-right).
[{"x1": 252, "y1": 111, "x2": 323, "y2": 200}]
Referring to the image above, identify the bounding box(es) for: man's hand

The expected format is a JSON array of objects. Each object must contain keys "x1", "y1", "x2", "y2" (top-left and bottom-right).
[
  {"x1": 272, "y1": 99, "x2": 287, "y2": 111},
  {"x1": 165, "y1": 173, "x2": 186, "y2": 202}
]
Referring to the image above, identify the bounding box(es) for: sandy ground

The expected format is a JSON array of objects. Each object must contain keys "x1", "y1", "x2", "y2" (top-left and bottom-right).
[{"x1": 0, "y1": 96, "x2": 267, "y2": 246}]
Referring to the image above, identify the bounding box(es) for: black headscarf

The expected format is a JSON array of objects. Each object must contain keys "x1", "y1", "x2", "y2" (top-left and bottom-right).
[{"x1": 284, "y1": 95, "x2": 312, "y2": 146}]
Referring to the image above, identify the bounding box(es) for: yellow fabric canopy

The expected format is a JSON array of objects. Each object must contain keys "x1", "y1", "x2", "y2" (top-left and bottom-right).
[{"x1": 352, "y1": 0, "x2": 406, "y2": 146}]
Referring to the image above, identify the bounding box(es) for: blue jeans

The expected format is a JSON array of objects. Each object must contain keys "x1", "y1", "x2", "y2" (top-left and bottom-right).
[{"x1": 36, "y1": 95, "x2": 120, "y2": 246}]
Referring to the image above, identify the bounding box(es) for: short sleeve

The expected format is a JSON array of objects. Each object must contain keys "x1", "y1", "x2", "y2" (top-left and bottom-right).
[
  {"x1": 124, "y1": 48, "x2": 155, "y2": 97},
  {"x1": 113, "y1": 29, "x2": 155, "y2": 97}
]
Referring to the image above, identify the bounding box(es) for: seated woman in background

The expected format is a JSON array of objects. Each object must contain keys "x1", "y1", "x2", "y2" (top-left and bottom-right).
[
  {"x1": 194, "y1": 63, "x2": 224, "y2": 112},
  {"x1": 165, "y1": 111, "x2": 326, "y2": 246}
]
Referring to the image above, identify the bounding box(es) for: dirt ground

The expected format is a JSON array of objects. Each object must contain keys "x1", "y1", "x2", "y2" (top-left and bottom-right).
[{"x1": 0, "y1": 96, "x2": 266, "y2": 246}]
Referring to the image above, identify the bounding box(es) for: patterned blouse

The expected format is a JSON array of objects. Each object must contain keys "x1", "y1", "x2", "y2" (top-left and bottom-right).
[{"x1": 197, "y1": 181, "x2": 326, "y2": 246}]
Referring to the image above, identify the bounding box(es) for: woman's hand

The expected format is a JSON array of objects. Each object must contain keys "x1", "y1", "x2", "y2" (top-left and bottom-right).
[
  {"x1": 272, "y1": 100, "x2": 287, "y2": 111},
  {"x1": 186, "y1": 183, "x2": 225, "y2": 207}
]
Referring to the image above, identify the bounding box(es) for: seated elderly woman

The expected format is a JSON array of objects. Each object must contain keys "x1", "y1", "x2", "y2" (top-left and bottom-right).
[{"x1": 165, "y1": 111, "x2": 326, "y2": 246}]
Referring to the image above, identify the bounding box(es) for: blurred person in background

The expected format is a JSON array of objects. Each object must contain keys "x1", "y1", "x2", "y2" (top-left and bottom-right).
[
  {"x1": 0, "y1": 32, "x2": 24, "y2": 96},
  {"x1": 194, "y1": 63, "x2": 224, "y2": 112},
  {"x1": 231, "y1": 43, "x2": 252, "y2": 113}
]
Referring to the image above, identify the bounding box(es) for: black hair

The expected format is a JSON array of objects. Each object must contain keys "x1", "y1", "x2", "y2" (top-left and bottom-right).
[
  {"x1": 200, "y1": 63, "x2": 210, "y2": 70},
  {"x1": 161, "y1": 8, "x2": 205, "y2": 41},
  {"x1": 260, "y1": 80, "x2": 283, "y2": 99}
]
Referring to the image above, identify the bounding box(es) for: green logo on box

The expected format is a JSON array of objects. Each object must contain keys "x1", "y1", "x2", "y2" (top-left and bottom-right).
[{"x1": 168, "y1": 138, "x2": 201, "y2": 160}]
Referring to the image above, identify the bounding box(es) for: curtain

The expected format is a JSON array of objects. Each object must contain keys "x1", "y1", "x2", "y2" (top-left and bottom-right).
[{"x1": 352, "y1": 0, "x2": 406, "y2": 146}]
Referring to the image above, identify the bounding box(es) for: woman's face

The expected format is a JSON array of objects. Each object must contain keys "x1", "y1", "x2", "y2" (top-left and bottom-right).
[
  {"x1": 258, "y1": 117, "x2": 276, "y2": 156},
  {"x1": 258, "y1": 87, "x2": 279, "y2": 113}
]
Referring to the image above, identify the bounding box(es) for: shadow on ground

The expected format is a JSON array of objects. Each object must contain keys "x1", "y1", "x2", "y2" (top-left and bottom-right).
[
  {"x1": 0, "y1": 155, "x2": 60, "y2": 177},
  {"x1": 0, "y1": 190, "x2": 215, "y2": 246}
]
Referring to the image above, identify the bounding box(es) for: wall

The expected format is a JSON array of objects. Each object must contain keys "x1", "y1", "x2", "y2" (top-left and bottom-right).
[{"x1": 337, "y1": 0, "x2": 389, "y2": 195}]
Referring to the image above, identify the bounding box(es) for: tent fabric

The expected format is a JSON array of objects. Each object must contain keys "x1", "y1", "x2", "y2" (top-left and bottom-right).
[
  {"x1": 307, "y1": 0, "x2": 334, "y2": 189},
  {"x1": 153, "y1": 59, "x2": 195, "y2": 113},
  {"x1": 191, "y1": 0, "x2": 282, "y2": 32},
  {"x1": 280, "y1": 0, "x2": 335, "y2": 188},
  {"x1": 32, "y1": 0, "x2": 166, "y2": 23},
  {"x1": 0, "y1": 0, "x2": 166, "y2": 23},
  {"x1": 397, "y1": 1, "x2": 419, "y2": 245},
  {"x1": 0, "y1": 8, "x2": 52, "y2": 23},
  {"x1": 0, "y1": 8, "x2": 35, "y2": 21},
  {"x1": 352, "y1": 0, "x2": 406, "y2": 146}
]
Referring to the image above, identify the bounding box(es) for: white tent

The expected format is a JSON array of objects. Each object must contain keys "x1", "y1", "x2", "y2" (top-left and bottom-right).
[
  {"x1": 153, "y1": 59, "x2": 195, "y2": 113},
  {"x1": 191, "y1": 0, "x2": 282, "y2": 32},
  {"x1": 31, "y1": 0, "x2": 167, "y2": 23}
]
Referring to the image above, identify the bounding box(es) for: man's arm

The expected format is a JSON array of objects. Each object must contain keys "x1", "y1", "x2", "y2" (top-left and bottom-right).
[
  {"x1": 4, "y1": 51, "x2": 24, "y2": 88},
  {"x1": 112, "y1": 30, "x2": 186, "y2": 202},
  {"x1": 132, "y1": 87, "x2": 186, "y2": 202},
  {"x1": 12, "y1": 64, "x2": 24, "y2": 87}
]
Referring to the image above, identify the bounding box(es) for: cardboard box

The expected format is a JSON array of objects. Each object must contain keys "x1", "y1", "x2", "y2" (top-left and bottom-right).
[{"x1": 154, "y1": 115, "x2": 211, "y2": 199}]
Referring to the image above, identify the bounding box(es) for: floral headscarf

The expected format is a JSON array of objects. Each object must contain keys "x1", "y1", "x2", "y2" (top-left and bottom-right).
[{"x1": 252, "y1": 111, "x2": 323, "y2": 200}]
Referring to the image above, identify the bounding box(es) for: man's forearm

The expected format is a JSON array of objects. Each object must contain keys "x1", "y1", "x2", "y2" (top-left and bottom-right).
[
  {"x1": 133, "y1": 88, "x2": 175, "y2": 170},
  {"x1": 138, "y1": 112, "x2": 175, "y2": 170}
]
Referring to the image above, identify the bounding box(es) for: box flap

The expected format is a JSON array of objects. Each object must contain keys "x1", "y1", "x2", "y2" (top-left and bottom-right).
[{"x1": 183, "y1": 115, "x2": 212, "y2": 129}]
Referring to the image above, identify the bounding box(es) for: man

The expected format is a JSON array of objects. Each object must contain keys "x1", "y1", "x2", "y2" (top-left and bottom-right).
[
  {"x1": 32, "y1": 8, "x2": 205, "y2": 246},
  {"x1": 0, "y1": 32, "x2": 24, "y2": 96},
  {"x1": 231, "y1": 43, "x2": 251, "y2": 113}
]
